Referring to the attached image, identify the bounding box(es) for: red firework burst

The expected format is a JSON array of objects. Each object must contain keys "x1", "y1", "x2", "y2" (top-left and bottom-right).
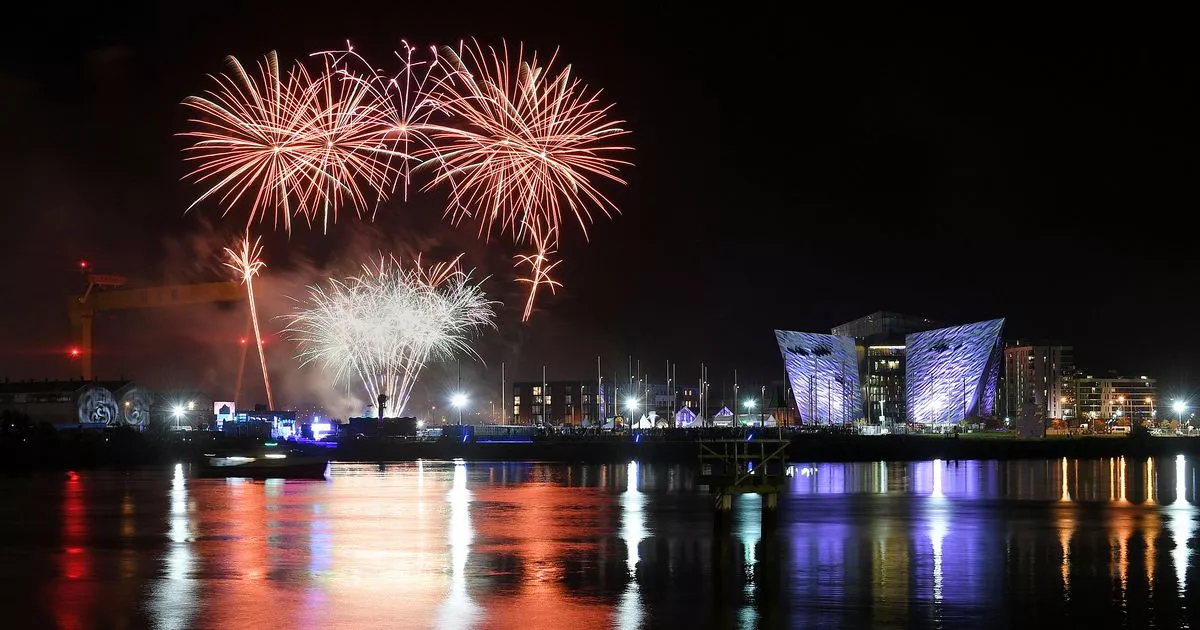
[
  {"x1": 182, "y1": 51, "x2": 395, "y2": 233},
  {"x1": 423, "y1": 40, "x2": 632, "y2": 319}
]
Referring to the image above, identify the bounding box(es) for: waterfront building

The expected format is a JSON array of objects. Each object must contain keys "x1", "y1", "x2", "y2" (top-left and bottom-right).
[
  {"x1": 833, "y1": 311, "x2": 943, "y2": 425},
  {"x1": 774, "y1": 331, "x2": 861, "y2": 425},
  {"x1": 0, "y1": 378, "x2": 151, "y2": 428},
  {"x1": 905, "y1": 319, "x2": 1005, "y2": 424},
  {"x1": 1072, "y1": 375, "x2": 1157, "y2": 426},
  {"x1": 1003, "y1": 343, "x2": 1075, "y2": 424},
  {"x1": 776, "y1": 315, "x2": 1005, "y2": 426},
  {"x1": 510, "y1": 380, "x2": 608, "y2": 426},
  {"x1": 831, "y1": 311, "x2": 942, "y2": 340}
]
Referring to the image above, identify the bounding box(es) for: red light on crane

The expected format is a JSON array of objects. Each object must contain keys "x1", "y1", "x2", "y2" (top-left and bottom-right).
[{"x1": 69, "y1": 347, "x2": 81, "y2": 358}]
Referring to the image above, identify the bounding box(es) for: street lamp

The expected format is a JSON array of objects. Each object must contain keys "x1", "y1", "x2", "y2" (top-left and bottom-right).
[
  {"x1": 451, "y1": 393, "x2": 467, "y2": 426},
  {"x1": 171, "y1": 404, "x2": 185, "y2": 429},
  {"x1": 625, "y1": 397, "x2": 639, "y2": 428},
  {"x1": 1174, "y1": 400, "x2": 1187, "y2": 427},
  {"x1": 744, "y1": 399, "x2": 756, "y2": 428}
]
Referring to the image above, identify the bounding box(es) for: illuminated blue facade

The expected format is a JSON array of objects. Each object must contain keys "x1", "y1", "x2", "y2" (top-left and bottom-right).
[
  {"x1": 905, "y1": 319, "x2": 1004, "y2": 424},
  {"x1": 775, "y1": 330, "x2": 861, "y2": 425}
]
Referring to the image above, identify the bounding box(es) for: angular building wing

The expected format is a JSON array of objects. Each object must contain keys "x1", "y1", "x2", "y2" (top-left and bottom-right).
[
  {"x1": 775, "y1": 330, "x2": 861, "y2": 425},
  {"x1": 905, "y1": 319, "x2": 1004, "y2": 424}
]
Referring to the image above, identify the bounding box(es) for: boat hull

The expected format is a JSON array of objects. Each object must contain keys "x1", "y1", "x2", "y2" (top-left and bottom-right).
[{"x1": 196, "y1": 458, "x2": 330, "y2": 480}]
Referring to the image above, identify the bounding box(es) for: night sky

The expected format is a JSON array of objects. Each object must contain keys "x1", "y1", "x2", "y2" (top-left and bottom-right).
[{"x1": 1, "y1": 4, "x2": 1195, "y2": 410}]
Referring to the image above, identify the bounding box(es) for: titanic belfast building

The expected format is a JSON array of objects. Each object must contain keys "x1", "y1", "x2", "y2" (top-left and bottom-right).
[{"x1": 776, "y1": 312, "x2": 1004, "y2": 426}]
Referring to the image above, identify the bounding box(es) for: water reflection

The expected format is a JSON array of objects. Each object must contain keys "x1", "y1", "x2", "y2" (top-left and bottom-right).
[
  {"x1": 616, "y1": 461, "x2": 646, "y2": 629},
  {"x1": 55, "y1": 472, "x2": 92, "y2": 630},
  {"x1": 7, "y1": 457, "x2": 1200, "y2": 628},
  {"x1": 149, "y1": 464, "x2": 196, "y2": 630},
  {"x1": 1170, "y1": 454, "x2": 1194, "y2": 597},
  {"x1": 438, "y1": 460, "x2": 479, "y2": 628}
]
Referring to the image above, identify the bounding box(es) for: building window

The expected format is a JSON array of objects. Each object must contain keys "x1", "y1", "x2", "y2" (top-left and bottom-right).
[
  {"x1": 532, "y1": 386, "x2": 542, "y2": 396},
  {"x1": 545, "y1": 396, "x2": 552, "y2": 405},
  {"x1": 513, "y1": 396, "x2": 521, "y2": 405},
  {"x1": 565, "y1": 395, "x2": 572, "y2": 404},
  {"x1": 513, "y1": 405, "x2": 520, "y2": 416}
]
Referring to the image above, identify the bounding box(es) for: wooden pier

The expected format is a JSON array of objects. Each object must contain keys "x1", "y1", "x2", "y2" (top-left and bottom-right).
[{"x1": 697, "y1": 439, "x2": 790, "y2": 515}]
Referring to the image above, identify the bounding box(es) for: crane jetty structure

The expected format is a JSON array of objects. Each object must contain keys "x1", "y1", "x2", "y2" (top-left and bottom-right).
[{"x1": 697, "y1": 437, "x2": 790, "y2": 521}]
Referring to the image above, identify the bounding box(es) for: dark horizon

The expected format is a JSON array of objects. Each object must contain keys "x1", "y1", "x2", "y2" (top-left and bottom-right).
[{"x1": 1, "y1": 4, "x2": 1195, "y2": 408}]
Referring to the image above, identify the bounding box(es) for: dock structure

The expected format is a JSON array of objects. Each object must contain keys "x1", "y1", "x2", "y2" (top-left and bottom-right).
[{"x1": 698, "y1": 439, "x2": 790, "y2": 514}]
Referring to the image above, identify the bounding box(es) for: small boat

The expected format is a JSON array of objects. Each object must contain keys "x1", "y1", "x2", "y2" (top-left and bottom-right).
[{"x1": 196, "y1": 452, "x2": 330, "y2": 480}]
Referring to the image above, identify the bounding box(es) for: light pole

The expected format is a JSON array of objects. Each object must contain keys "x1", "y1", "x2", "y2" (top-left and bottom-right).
[
  {"x1": 760, "y1": 385, "x2": 766, "y2": 428},
  {"x1": 171, "y1": 404, "x2": 184, "y2": 430},
  {"x1": 452, "y1": 393, "x2": 467, "y2": 426},
  {"x1": 744, "y1": 399, "x2": 756, "y2": 429},
  {"x1": 625, "y1": 397, "x2": 639, "y2": 430},
  {"x1": 1174, "y1": 400, "x2": 1187, "y2": 430}
]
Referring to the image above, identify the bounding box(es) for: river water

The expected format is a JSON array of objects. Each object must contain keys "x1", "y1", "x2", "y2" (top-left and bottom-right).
[{"x1": 1, "y1": 457, "x2": 1197, "y2": 629}]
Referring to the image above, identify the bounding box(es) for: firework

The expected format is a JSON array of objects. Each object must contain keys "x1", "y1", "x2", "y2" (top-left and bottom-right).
[
  {"x1": 513, "y1": 217, "x2": 563, "y2": 322},
  {"x1": 286, "y1": 255, "x2": 495, "y2": 415},
  {"x1": 182, "y1": 51, "x2": 395, "y2": 233},
  {"x1": 224, "y1": 232, "x2": 274, "y2": 409},
  {"x1": 314, "y1": 41, "x2": 447, "y2": 201},
  {"x1": 421, "y1": 40, "x2": 632, "y2": 319}
]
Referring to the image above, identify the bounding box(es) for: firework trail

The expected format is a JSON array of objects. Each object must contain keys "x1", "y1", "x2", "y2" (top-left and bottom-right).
[
  {"x1": 514, "y1": 217, "x2": 563, "y2": 321},
  {"x1": 224, "y1": 232, "x2": 274, "y2": 409},
  {"x1": 422, "y1": 40, "x2": 632, "y2": 319},
  {"x1": 286, "y1": 255, "x2": 495, "y2": 415},
  {"x1": 182, "y1": 51, "x2": 395, "y2": 234}
]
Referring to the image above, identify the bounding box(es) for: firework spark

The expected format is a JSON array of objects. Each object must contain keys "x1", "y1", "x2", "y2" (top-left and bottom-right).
[
  {"x1": 513, "y1": 218, "x2": 563, "y2": 321},
  {"x1": 182, "y1": 51, "x2": 395, "y2": 233},
  {"x1": 286, "y1": 255, "x2": 495, "y2": 415},
  {"x1": 224, "y1": 232, "x2": 274, "y2": 409},
  {"x1": 426, "y1": 40, "x2": 632, "y2": 240},
  {"x1": 421, "y1": 40, "x2": 632, "y2": 319},
  {"x1": 315, "y1": 41, "x2": 448, "y2": 201}
]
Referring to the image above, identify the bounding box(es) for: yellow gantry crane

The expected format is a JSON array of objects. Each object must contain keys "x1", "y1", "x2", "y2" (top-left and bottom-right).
[{"x1": 67, "y1": 272, "x2": 243, "y2": 380}]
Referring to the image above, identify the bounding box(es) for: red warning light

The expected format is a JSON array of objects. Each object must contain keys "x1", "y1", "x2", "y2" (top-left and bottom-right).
[
  {"x1": 239, "y1": 338, "x2": 247, "y2": 345},
  {"x1": 78, "y1": 260, "x2": 89, "y2": 270},
  {"x1": 69, "y1": 347, "x2": 81, "y2": 358}
]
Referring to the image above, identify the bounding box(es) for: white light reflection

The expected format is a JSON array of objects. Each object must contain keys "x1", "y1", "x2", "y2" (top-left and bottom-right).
[
  {"x1": 928, "y1": 459, "x2": 948, "y2": 605},
  {"x1": 878, "y1": 461, "x2": 888, "y2": 494},
  {"x1": 151, "y1": 463, "x2": 196, "y2": 630},
  {"x1": 737, "y1": 494, "x2": 762, "y2": 629},
  {"x1": 1170, "y1": 454, "x2": 1194, "y2": 598},
  {"x1": 617, "y1": 461, "x2": 647, "y2": 630},
  {"x1": 931, "y1": 458, "x2": 944, "y2": 498},
  {"x1": 438, "y1": 459, "x2": 479, "y2": 629}
]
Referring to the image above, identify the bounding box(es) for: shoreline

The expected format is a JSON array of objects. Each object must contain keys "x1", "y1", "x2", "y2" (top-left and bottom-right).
[{"x1": 6, "y1": 432, "x2": 1200, "y2": 471}]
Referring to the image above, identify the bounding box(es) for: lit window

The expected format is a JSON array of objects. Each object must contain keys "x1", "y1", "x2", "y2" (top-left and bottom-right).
[
  {"x1": 513, "y1": 396, "x2": 521, "y2": 405},
  {"x1": 532, "y1": 386, "x2": 542, "y2": 395}
]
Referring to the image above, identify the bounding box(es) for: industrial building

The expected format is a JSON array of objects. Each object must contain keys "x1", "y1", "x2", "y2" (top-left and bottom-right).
[{"x1": 0, "y1": 379, "x2": 151, "y2": 428}]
